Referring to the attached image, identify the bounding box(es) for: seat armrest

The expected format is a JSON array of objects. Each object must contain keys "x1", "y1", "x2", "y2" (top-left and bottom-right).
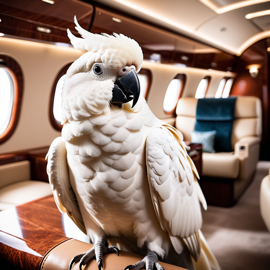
[
  {"x1": 235, "y1": 137, "x2": 260, "y2": 159},
  {"x1": 0, "y1": 160, "x2": 31, "y2": 188}
]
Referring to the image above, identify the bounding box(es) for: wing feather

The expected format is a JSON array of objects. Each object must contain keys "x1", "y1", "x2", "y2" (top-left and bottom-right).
[
  {"x1": 146, "y1": 125, "x2": 205, "y2": 260},
  {"x1": 46, "y1": 137, "x2": 86, "y2": 234}
]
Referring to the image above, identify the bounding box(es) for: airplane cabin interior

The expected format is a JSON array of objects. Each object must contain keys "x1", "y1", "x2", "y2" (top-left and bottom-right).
[{"x1": 0, "y1": 1, "x2": 270, "y2": 270}]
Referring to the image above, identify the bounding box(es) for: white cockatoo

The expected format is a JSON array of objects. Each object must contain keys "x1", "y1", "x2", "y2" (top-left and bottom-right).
[{"x1": 46, "y1": 17, "x2": 221, "y2": 270}]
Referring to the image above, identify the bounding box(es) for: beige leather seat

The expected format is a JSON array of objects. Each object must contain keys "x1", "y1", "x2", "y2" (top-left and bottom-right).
[
  {"x1": 260, "y1": 170, "x2": 270, "y2": 231},
  {"x1": 0, "y1": 160, "x2": 52, "y2": 210},
  {"x1": 175, "y1": 96, "x2": 262, "y2": 206}
]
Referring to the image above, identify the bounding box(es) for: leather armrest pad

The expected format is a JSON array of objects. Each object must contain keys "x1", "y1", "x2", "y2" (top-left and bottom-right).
[
  {"x1": 41, "y1": 239, "x2": 186, "y2": 270},
  {"x1": 235, "y1": 137, "x2": 260, "y2": 159}
]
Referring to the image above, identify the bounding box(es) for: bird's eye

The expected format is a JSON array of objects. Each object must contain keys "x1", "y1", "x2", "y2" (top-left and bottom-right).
[{"x1": 93, "y1": 64, "x2": 103, "y2": 75}]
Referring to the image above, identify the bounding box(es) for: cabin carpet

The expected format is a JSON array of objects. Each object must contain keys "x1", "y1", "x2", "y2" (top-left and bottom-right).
[{"x1": 201, "y1": 161, "x2": 270, "y2": 270}]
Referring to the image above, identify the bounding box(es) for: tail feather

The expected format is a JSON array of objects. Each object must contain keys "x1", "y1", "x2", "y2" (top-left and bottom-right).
[
  {"x1": 192, "y1": 230, "x2": 222, "y2": 270},
  {"x1": 183, "y1": 231, "x2": 201, "y2": 262}
]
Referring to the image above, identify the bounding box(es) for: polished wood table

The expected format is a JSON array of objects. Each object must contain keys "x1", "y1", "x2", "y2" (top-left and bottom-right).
[
  {"x1": 0, "y1": 196, "x2": 186, "y2": 270},
  {"x1": 0, "y1": 196, "x2": 70, "y2": 270}
]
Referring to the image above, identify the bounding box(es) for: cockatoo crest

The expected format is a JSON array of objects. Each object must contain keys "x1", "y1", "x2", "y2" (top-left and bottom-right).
[{"x1": 67, "y1": 16, "x2": 143, "y2": 72}]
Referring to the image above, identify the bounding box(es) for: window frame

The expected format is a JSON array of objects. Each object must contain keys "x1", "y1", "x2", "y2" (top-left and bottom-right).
[
  {"x1": 195, "y1": 76, "x2": 211, "y2": 99},
  {"x1": 49, "y1": 63, "x2": 72, "y2": 131},
  {"x1": 222, "y1": 77, "x2": 234, "y2": 98},
  {"x1": 215, "y1": 77, "x2": 234, "y2": 98},
  {"x1": 0, "y1": 55, "x2": 23, "y2": 145},
  {"x1": 163, "y1": 74, "x2": 186, "y2": 116},
  {"x1": 138, "y1": 68, "x2": 152, "y2": 100},
  {"x1": 215, "y1": 78, "x2": 226, "y2": 98}
]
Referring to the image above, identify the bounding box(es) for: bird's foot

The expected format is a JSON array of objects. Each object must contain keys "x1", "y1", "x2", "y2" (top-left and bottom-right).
[
  {"x1": 69, "y1": 239, "x2": 119, "y2": 270},
  {"x1": 124, "y1": 250, "x2": 164, "y2": 270}
]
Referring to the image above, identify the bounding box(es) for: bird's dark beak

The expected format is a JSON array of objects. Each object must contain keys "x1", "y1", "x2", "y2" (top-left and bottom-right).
[{"x1": 111, "y1": 69, "x2": 140, "y2": 108}]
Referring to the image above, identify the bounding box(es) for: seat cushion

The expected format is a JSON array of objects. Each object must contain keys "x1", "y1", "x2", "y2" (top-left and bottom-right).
[
  {"x1": 202, "y1": 152, "x2": 239, "y2": 179},
  {"x1": 191, "y1": 130, "x2": 216, "y2": 153},
  {"x1": 0, "y1": 180, "x2": 52, "y2": 210},
  {"x1": 260, "y1": 175, "x2": 270, "y2": 232}
]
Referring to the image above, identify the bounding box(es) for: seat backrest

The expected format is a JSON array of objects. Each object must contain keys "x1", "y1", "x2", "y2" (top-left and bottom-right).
[
  {"x1": 175, "y1": 96, "x2": 262, "y2": 148},
  {"x1": 0, "y1": 160, "x2": 31, "y2": 189},
  {"x1": 175, "y1": 97, "x2": 197, "y2": 142}
]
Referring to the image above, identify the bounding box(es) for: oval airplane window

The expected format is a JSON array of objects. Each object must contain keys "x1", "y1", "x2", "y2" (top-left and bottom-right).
[
  {"x1": 195, "y1": 76, "x2": 211, "y2": 99},
  {"x1": 138, "y1": 74, "x2": 148, "y2": 98},
  {"x1": 0, "y1": 55, "x2": 23, "y2": 144},
  {"x1": 215, "y1": 78, "x2": 226, "y2": 98},
  {"x1": 53, "y1": 74, "x2": 65, "y2": 124},
  {"x1": 163, "y1": 74, "x2": 186, "y2": 114},
  {"x1": 0, "y1": 68, "x2": 14, "y2": 136},
  {"x1": 138, "y1": 69, "x2": 152, "y2": 100},
  {"x1": 222, "y1": 78, "x2": 233, "y2": 98}
]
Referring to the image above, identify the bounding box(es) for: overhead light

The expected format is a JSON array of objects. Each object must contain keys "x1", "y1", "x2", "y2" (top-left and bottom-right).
[
  {"x1": 0, "y1": 33, "x2": 4, "y2": 37},
  {"x1": 36, "y1": 26, "x2": 51, "y2": 33},
  {"x1": 42, "y1": 0, "x2": 54, "y2": 4},
  {"x1": 267, "y1": 47, "x2": 270, "y2": 52},
  {"x1": 112, "y1": 17, "x2": 122, "y2": 23},
  {"x1": 245, "y1": 9, "x2": 270, "y2": 19},
  {"x1": 247, "y1": 65, "x2": 260, "y2": 78}
]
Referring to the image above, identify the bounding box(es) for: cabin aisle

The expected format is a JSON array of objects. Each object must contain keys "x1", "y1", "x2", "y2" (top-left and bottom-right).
[{"x1": 201, "y1": 161, "x2": 270, "y2": 270}]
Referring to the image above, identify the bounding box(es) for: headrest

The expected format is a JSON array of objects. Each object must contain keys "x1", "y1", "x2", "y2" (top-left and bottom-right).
[
  {"x1": 176, "y1": 97, "x2": 197, "y2": 117},
  {"x1": 196, "y1": 97, "x2": 236, "y2": 121},
  {"x1": 234, "y1": 96, "x2": 261, "y2": 119}
]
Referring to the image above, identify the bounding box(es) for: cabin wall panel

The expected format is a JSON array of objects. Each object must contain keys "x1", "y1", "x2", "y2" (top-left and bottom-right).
[
  {"x1": 0, "y1": 37, "x2": 83, "y2": 154},
  {"x1": 143, "y1": 61, "x2": 235, "y2": 120},
  {"x1": 230, "y1": 39, "x2": 269, "y2": 159},
  {"x1": 0, "y1": 37, "x2": 236, "y2": 154}
]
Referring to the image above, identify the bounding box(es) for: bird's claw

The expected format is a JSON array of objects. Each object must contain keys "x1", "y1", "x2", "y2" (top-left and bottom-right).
[
  {"x1": 111, "y1": 246, "x2": 120, "y2": 256},
  {"x1": 124, "y1": 264, "x2": 133, "y2": 270},
  {"x1": 123, "y1": 250, "x2": 165, "y2": 270},
  {"x1": 69, "y1": 253, "x2": 85, "y2": 270},
  {"x1": 69, "y1": 241, "x2": 119, "y2": 270},
  {"x1": 98, "y1": 261, "x2": 103, "y2": 270}
]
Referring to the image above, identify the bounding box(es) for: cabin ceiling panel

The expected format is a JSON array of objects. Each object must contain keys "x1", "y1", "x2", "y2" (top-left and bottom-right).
[
  {"x1": 93, "y1": 0, "x2": 270, "y2": 55},
  {"x1": 195, "y1": 8, "x2": 260, "y2": 53},
  {"x1": 206, "y1": 0, "x2": 247, "y2": 9},
  {"x1": 109, "y1": 0, "x2": 216, "y2": 31},
  {"x1": 252, "y1": 15, "x2": 270, "y2": 31}
]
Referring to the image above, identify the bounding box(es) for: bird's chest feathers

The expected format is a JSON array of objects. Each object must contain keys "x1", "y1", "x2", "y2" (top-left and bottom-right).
[{"x1": 65, "y1": 107, "x2": 151, "y2": 192}]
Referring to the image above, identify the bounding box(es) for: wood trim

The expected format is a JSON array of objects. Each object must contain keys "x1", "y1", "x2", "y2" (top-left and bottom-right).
[
  {"x1": 138, "y1": 68, "x2": 152, "y2": 100},
  {"x1": 0, "y1": 55, "x2": 23, "y2": 144},
  {"x1": 49, "y1": 63, "x2": 72, "y2": 131},
  {"x1": 230, "y1": 38, "x2": 269, "y2": 160},
  {"x1": 164, "y1": 74, "x2": 186, "y2": 116}
]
